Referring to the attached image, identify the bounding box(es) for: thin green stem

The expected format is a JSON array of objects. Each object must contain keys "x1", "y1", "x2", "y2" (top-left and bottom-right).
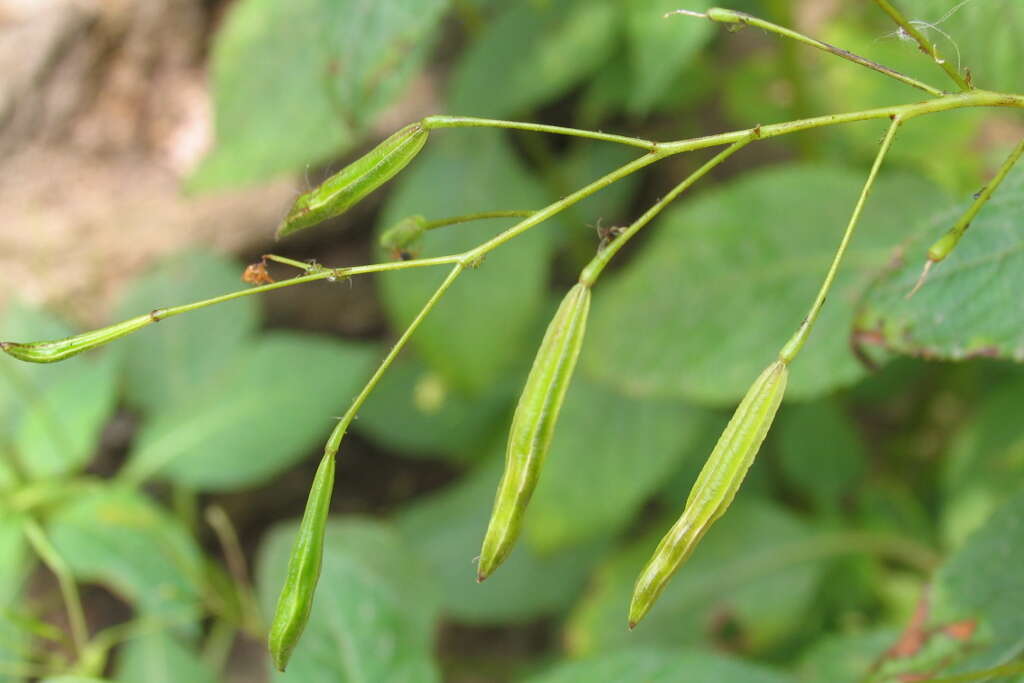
[
  {"x1": 23, "y1": 519, "x2": 88, "y2": 658},
  {"x1": 263, "y1": 254, "x2": 318, "y2": 272},
  {"x1": 423, "y1": 210, "x2": 536, "y2": 231},
  {"x1": 580, "y1": 138, "x2": 752, "y2": 286},
  {"x1": 872, "y1": 0, "x2": 971, "y2": 92},
  {"x1": 422, "y1": 115, "x2": 657, "y2": 151},
  {"x1": 920, "y1": 662, "x2": 1024, "y2": 683},
  {"x1": 677, "y1": 8, "x2": 944, "y2": 97},
  {"x1": 779, "y1": 116, "x2": 902, "y2": 363},
  {"x1": 323, "y1": 263, "x2": 465, "y2": 455}
]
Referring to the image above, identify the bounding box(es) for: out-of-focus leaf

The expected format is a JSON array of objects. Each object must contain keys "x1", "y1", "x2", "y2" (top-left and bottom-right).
[
  {"x1": 797, "y1": 628, "x2": 899, "y2": 683},
  {"x1": 115, "y1": 633, "x2": 217, "y2": 683},
  {"x1": 376, "y1": 130, "x2": 557, "y2": 394},
  {"x1": 624, "y1": 0, "x2": 714, "y2": 114},
  {"x1": 448, "y1": 0, "x2": 617, "y2": 118},
  {"x1": 525, "y1": 377, "x2": 707, "y2": 552},
  {"x1": 874, "y1": 490, "x2": 1024, "y2": 680},
  {"x1": 115, "y1": 250, "x2": 260, "y2": 415},
  {"x1": 356, "y1": 355, "x2": 513, "y2": 461},
  {"x1": 47, "y1": 486, "x2": 204, "y2": 632},
  {"x1": 856, "y1": 165, "x2": 1024, "y2": 365},
  {"x1": 190, "y1": 0, "x2": 447, "y2": 189},
  {"x1": 0, "y1": 514, "x2": 29, "y2": 674},
  {"x1": 525, "y1": 647, "x2": 794, "y2": 683},
  {"x1": 776, "y1": 398, "x2": 866, "y2": 511},
  {"x1": 891, "y1": 0, "x2": 1023, "y2": 94},
  {"x1": 40, "y1": 678, "x2": 110, "y2": 683},
  {"x1": 257, "y1": 518, "x2": 440, "y2": 682},
  {"x1": 395, "y1": 450, "x2": 606, "y2": 624},
  {"x1": 125, "y1": 332, "x2": 375, "y2": 491},
  {"x1": 15, "y1": 353, "x2": 118, "y2": 479},
  {"x1": 566, "y1": 499, "x2": 825, "y2": 655},
  {"x1": 583, "y1": 164, "x2": 948, "y2": 404},
  {"x1": 723, "y1": 50, "x2": 795, "y2": 130}
]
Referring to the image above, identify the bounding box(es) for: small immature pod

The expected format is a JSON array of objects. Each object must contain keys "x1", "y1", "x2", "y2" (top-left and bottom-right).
[
  {"x1": 1, "y1": 313, "x2": 154, "y2": 363},
  {"x1": 267, "y1": 451, "x2": 336, "y2": 672},
  {"x1": 477, "y1": 283, "x2": 591, "y2": 581},
  {"x1": 629, "y1": 360, "x2": 788, "y2": 628},
  {"x1": 379, "y1": 215, "x2": 428, "y2": 253},
  {"x1": 277, "y1": 122, "x2": 429, "y2": 239}
]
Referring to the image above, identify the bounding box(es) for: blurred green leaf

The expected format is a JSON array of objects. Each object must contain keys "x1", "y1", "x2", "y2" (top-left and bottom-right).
[
  {"x1": 525, "y1": 647, "x2": 794, "y2": 683},
  {"x1": 448, "y1": 0, "x2": 617, "y2": 118},
  {"x1": 376, "y1": 130, "x2": 557, "y2": 393},
  {"x1": 116, "y1": 250, "x2": 260, "y2": 415},
  {"x1": 125, "y1": 332, "x2": 375, "y2": 491},
  {"x1": 797, "y1": 628, "x2": 899, "y2": 683},
  {"x1": 525, "y1": 377, "x2": 707, "y2": 552},
  {"x1": 356, "y1": 355, "x2": 513, "y2": 461},
  {"x1": 115, "y1": 633, "x2": 217, "y2": 683},
  {"x1": 190, "y1": 0, "x2": 447, "y2": 189},
  {"x1": 776, "y1": 398, "x2": 866, "y2": 512},
  {"x1": 257, "y1": 518, "x2": 440, "y2": 682},
  {"x1": 395, "y1": 450, "x2": 606, "y2": 624},
  {"x1": 566, "y1": 499, "x2": 825, "y2": 655},
  {"x1": 40, "y1": 677, "x2": 110, "y2": 683},
  {"x1": 15, "y1": 353, "x2": 118, "y2": 480},
  {"x1": 0, "y1": 514, "x2": 29, "y2": 674},
  {"x1": 890, "y1": 0, "x2": 1023, "y2": 94},
  {"x1": 583, "y1": 163, "x2": 948, "y2": 404},
  {"x1": 47, "y1": 486, "x2": 204, "y2": 632},
  {"x1": 856, "y1": 165, "x2": 1024, "y2": 365},
  {"x1": 723, "y1": 50, "x2": 796, "y2": 130},
  {"x1": 624, "y1": 0, "x2": 714, "y2": 114}
]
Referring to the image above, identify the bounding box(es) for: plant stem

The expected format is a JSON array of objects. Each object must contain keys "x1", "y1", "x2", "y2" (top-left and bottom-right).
[
  {"x1": 322, "y1": 263, "x2": 465, "y2": 455},
  {"x1": 263, "y1": 254, "x2": 318, "y2": 272},
  {"x1": 686, "y1": 8, "x2": 944, "y2": 97},
  {"x1": 579, "y1": 138, "x2": 752, "y2": 287},
  {"x1": 423, "y1": 210, "x2": 536, "y2": 231},
  {"x1": 920, "y1": 662, "x2": 1024, "y2": 683},
  {"x1": 23, "y1": 519, "x2": 89, "y2": 658},
  {"x1": 872, "y1": 0, "x2": 971, "y2": 92},
  {"x1": 422, "y1": 115, "x2": 658, "y2": 151},
  {"x1": 779, "y1": 116, "x2": 902, "y2": 363}
]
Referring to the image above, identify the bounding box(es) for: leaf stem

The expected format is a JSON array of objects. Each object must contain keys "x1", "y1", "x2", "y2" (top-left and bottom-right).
[
  {"x1": 779, "y1": 116, "x2": 902, "y2": 363},
  {"x1": 423, "y1": 210, "x2": 536, "y2": 231},
  {"x1": 691, "y1": 7, "x2": 944, "y2": 97},
  {"x1": 422, "y1": 115, "x2": 658, "y2": 151},
  {"x1": 23, "y1": 519, "x2": 89, "y2": 658},
  {"x1": 871, "y1": 0, "x2": 972, "y2": 92}
]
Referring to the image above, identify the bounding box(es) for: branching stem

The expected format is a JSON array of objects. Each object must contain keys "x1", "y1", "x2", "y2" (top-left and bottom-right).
[{"x1": 872, "y1": 0, "x2": 972, "y2": 92}]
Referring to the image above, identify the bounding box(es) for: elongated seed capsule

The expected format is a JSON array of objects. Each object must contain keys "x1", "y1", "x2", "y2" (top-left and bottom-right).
[
  {"x1": 477, "y1": 283, "x2": 591, "y2": 581},
  {"x1": 267, "y1": 451, "x2": 336, "y2": 671},
  {"x1": 1, "y1": 314, "x2": 154, "y2": 363},
  {"x1": 629, "y1": 360, "x2": 788, "y2": 628},
  {"x1": 379, "y1": 215, "x2": 428, "y2": 252},
  {"x1": 277, "y1": 122, "x2": 429, "y2": 239}
]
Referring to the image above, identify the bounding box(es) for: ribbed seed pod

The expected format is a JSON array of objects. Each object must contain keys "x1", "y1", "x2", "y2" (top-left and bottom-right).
[
  {"x1": 267, "y1": 451, "x2": 336, "y2": 671},
  {"x1": 629, "y1": 360, "x2": 788, "y2": 628},
  {"x1": 277, "y1": 122, "x2": 429, "y2": 239},
  {"x1": 1, "y1": 313, "x2": 154, "y2": 363},
  {"x1": 477, "y1": 283, "x2": 591, "y2": 581}
]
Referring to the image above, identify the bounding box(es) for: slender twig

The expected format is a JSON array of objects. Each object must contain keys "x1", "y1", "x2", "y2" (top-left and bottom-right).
[
  {"x1": 674, "y1": 8, "x2": 944, "y2": 96},
  {"x1": 422, "y1": 115, "x2": 657, "y2": 151},
  {"x1": 920, "y1": 662, "x2": 1024, "y2": 683},
  {"x1": 22, "y1": 519, "x2": 88, "y2": 658},
  {"x1": 872, "y1": 0, "x2": 972, "y2": 92},
  {"x1": 780, "y1": 116, "x2": 903, "y2": 363},
  {"x1": 423, "y1": 210, "x2": 536, "y2": 231}
]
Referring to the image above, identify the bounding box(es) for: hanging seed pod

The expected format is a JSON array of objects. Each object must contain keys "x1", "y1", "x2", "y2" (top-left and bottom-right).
[
  {"x1": 1, "y1": 313, "x2": 154, "y2": 363},
  {"x1": 267, "y1": 451, "x2": 336, "y2": 671},
  {"x1": 629, "y1": 359, "x2": 788, "y2": 628},
  {"x1": 276, "y1": 123, "x2": 429, "y2": 239},
  {"x1": 477, "y1": 283, "x2": 591, "y2": 581},
  {"x1": 379, "y1": 215, "x2": 428, "y2": 255}
]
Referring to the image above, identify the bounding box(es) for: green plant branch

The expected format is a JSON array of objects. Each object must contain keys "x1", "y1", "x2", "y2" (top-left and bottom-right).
[
  {"x1": 422, "y1": 115, "x2": 657, "y2": 151},
  {"x1": 22, "y1": 519, "x2": 88, "y2": 659},
  {"x1": 872, "y1": 0, "x2": 972, "y2": 92},
  {"x1": 919, "y1": 661, "x2": 1024, "y2": 683},
  {"x1": 780, "y1": 115, "x2": 902, "y2": 363},
  {"x1": 423, "y1": 210, "x2": 536, "y2": 231},
  {"x1": 579, "y1": 137, "x2": 753, "y2": 287},
  {"x1": 671, "y1": 7, "x2": 944, "y2": 97}
]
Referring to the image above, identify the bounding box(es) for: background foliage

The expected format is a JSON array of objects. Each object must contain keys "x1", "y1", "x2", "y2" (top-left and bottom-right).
[{"x1": 2, "y1": 0, "x2": 1024, "y2": 681}]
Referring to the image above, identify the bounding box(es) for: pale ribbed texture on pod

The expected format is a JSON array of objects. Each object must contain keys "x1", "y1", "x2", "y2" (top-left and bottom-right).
[
  {"x1": 277, "y1": 122, "x2": 429, "y2": 238},
  {"x1": 267, "y1": 451, "x2": 336, "y2": 671},
  {"x1": 628, "y1": 360, "x2": 788, "y2": 627},
  {"x1": 477, "y1": 283, "x2": 591, "y2": 581},
  {"x1": 1, "y1": 314, "x2": 154, "y2": 363}
]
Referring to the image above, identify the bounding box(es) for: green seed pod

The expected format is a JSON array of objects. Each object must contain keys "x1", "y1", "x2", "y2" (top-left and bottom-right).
[
  {"x1": 379, "y1": 215, "x2": 428, "y2": 253},
  {"x1": 629, "y1": 360, "x2": 788, "y2": 628},
  {"x1": 477, "y1": 283, "x2": 591, "y2": 581},
  {"x1": 1, "y1": 313, "x2": 154, "y2": 363},
  {"x1": 277, "y1": 122, "x2": 429, "y2": 239},
  {"x1": 267, "y1": 451, "x2": 336, "y2": 672}
]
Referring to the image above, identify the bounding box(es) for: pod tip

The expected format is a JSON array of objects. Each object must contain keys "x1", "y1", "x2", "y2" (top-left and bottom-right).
[
  {"x1": 476, "y1": 570, "x2": 488, "y2": 583},
  {"x1": 627, "y1": 620, "x2": 637, "y2": 631}
]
